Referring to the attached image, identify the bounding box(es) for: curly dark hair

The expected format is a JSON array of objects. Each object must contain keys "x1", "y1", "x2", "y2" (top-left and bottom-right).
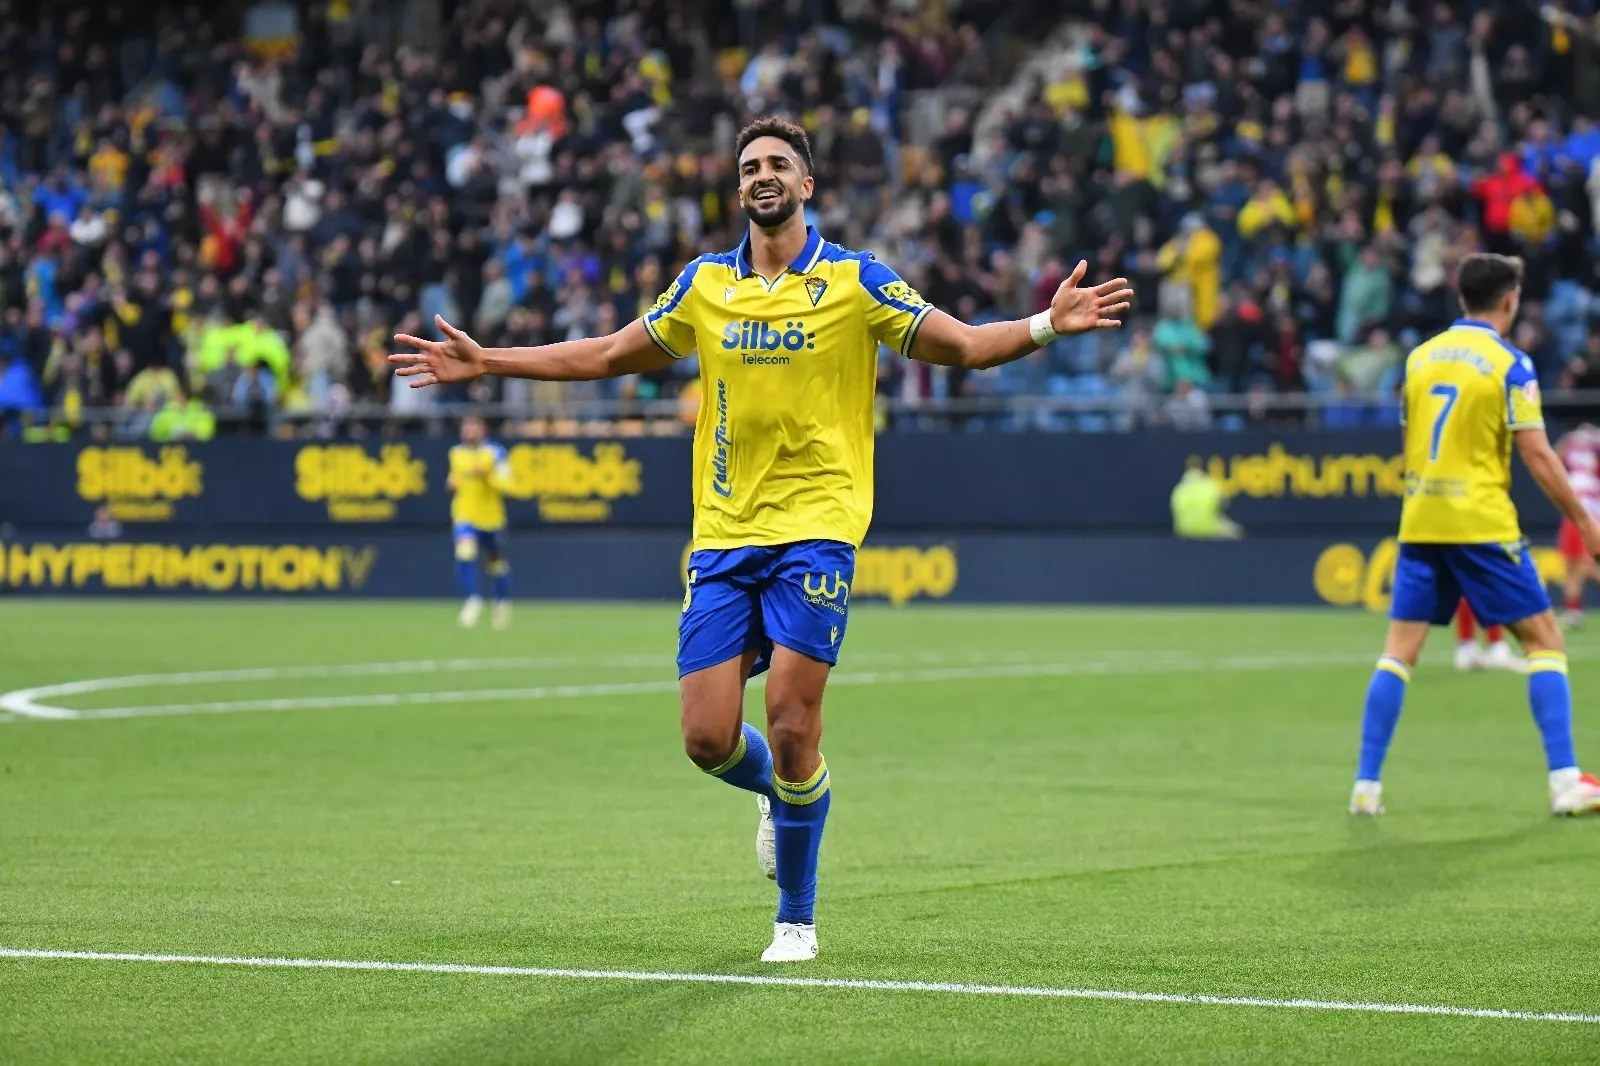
[{"x1": 735, "y1": 116, "x2": 813, "y2": 175}]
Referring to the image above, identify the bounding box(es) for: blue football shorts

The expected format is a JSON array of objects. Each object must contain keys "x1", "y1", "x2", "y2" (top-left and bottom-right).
[
  {"x1": 1390, "y1": 541, "x2": 1550, "y2": 627},
  {"x1": 453, "y1": 522, "x2": 505, "y2": 561},
  {"x1": 677, "y1": 539, "x2": 856, "y2": 678}
]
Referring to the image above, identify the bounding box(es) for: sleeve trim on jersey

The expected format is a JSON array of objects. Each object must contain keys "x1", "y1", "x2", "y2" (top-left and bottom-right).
[
  {"x1": 899, "y1": 304, "x2": 934, "y2": 357},
  {"x1": 867, "y1": 289, "x2": 925, "y2": 316},
  {"x1": 644, "y1": 257, "x2": 703, "y2": 336},
  {"x1": 1509, "y1": 420, "x2": 1546, "y2": 431},
  {"x1": 642, "y1": 314, "x2": 686, "y2": 359}
]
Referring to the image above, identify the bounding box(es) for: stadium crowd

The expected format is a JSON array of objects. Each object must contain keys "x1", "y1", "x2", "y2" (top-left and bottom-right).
[{"x1": 0, "y1": 0, "x2": 1598, "y2": 439}]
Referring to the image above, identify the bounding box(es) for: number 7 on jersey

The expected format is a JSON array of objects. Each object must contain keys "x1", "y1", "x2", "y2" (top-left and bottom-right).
[{"x1": 1427, "y1": 383, "x2": 1458, "y2": 462}]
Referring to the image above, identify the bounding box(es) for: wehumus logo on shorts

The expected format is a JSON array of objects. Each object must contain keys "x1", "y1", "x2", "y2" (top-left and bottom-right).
[
  {"x1": 720, "y1": 319, "x2": 814, "y2": 365},
  {"x1": 711, "y1": 379, "x2": 733, "y2": 498},
  {"x1": 802, "y1": 572, "x2": 850, "y2": 615}
]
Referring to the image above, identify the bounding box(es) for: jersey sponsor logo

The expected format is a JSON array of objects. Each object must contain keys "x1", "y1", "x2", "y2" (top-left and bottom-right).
[
  {"x1": 877, "y1": 280, "x2": 927, "y2": 308},
  {"x1": 295, "y1": 443, "x2": 427, "y2": 522},
  {"x1": 711, "y1": 379, "x2": 733, "y2": 498},
  {"x1": 76, "y1": 445, "x2": 205, "y2": 522},
  {"x1": 804, "y1": 276, "x2": 828, "y2": 307},
  {"x1": 720, "y1": 319, "x2": 816, "y2": 356}
]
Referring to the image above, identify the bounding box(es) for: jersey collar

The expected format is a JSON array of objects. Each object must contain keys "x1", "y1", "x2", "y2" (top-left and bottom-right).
[
  {"x1": 734, "y1": 225, "x2": 824, "y2": 281},
  {"x1": 1452, "y1": 317, "x2": 1500, "y2": 333}
]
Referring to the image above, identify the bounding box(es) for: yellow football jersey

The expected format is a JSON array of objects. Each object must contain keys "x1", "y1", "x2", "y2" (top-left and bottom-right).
[
  {"x1": 644, "y1": 226, "x2": 932, "y2": 550},
  {"x1": 449, "y1": 442, "x2": 511, "y2": 531},
  {"x1": 1398, "y1": 318, "x2": 1544, "y2": 544}
]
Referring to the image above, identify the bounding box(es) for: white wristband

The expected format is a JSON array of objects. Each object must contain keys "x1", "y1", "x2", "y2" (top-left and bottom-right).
[{"x1": 1028, "y1": 310, "x2": 1060, "y2": 348}]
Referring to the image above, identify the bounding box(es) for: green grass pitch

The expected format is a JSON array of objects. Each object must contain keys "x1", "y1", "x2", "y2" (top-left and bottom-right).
[{"x1": 4, "y1": 599, "x2": 1600, "y2": 1064}]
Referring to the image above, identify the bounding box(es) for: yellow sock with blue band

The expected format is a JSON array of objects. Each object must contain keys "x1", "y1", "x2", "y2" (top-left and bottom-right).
[
  {"x1": 1527, "y1": 651, "x2": 1577, "y2": 771},
  {"x1": 773, "y1": 757, "x2": 831, "y2": 925},
  {"x1": 705, "y1": 722, "x2": 773, "y2": 798},
  {"x1": 1357, "y1": 656, "x2": 1411, "y2": 780}
]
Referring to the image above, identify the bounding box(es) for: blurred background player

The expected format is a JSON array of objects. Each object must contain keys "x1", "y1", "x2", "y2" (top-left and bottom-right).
[
  {"x1": 1452, "y1": 601, "x2": 1522, "y2": 671},
  {"x1": 1351, "y1": 255, "x2": 1600, "y2": 818},
  {"x1": 448, "y1": 416, "x2": 513, "y2": 630},
  {"x1": 1556, "y1": 424, "x2": 1600, "y2": 628}
]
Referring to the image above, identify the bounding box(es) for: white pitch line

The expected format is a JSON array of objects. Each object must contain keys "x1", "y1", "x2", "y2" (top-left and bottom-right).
[
  {"x1": 0, "y1": 947, "x2": 1595, "y2": 1025},
  {"x1": 0, "y1": 652, "x2": 1381, "y2": 722},
  {"x1": 0, "y1": 649, "x2": 1084, "y2": 721}
]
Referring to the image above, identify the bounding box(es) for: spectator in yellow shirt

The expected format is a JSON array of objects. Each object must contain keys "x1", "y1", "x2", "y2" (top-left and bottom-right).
[
  {"x1": 1157, "y1": 213, "x2": 1223, "y2": 330},
  {"x1": 1237, "y1": 180, "x2": 1297, "y2": 241}
]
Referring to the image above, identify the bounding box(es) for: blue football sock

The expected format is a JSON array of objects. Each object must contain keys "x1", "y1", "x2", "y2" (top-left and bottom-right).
[
  {"x1": 772, "y1": 757, "x2": 831, "y2": 925},
  {"x1": 1357, "y1": 656, "x2": 1411, "y2": 780},
  {"x1": 705, "y1": 722, "x2": 773, "y2": 798},
  {"x1": 488, "y1": 559, "x2": 511, "y2": 602},
  {"x1": 455, "y1": 558, "x2": 480, "y2": 598},
  {"x1": 1528, "y1": 652, "x2": 1577, "y2": 771}
]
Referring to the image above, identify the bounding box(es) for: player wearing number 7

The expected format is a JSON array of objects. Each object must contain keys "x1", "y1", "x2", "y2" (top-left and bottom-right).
[{"x1": 1351, "y1": 253, "x2": 1600, "y2": 816}]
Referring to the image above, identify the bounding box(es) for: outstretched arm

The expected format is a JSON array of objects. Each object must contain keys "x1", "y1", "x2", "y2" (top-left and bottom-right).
[
  {"x1": 908, "y1": 261, "x2": 1133, "y2": 371},
  {"x1": 390, "y1": 315, "x2": 673, "y2": 388}
]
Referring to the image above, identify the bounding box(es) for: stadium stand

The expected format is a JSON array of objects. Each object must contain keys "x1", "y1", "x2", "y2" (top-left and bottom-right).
[{"x1": 0, "y1": 0, "x2": 1598, "y2": 440}]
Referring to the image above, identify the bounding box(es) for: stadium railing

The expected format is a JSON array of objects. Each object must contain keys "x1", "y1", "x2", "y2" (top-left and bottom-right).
[{"x1": 29, "y1": 391, "x2": 1600, "y2": 438}]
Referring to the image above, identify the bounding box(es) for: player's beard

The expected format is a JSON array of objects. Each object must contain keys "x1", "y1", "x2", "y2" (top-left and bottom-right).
[{"x1": 743, "y1": 185, "x2": 802, "y2": 229}]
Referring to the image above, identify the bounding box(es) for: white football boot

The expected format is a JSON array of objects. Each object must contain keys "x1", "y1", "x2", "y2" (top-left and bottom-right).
[
  {"x1": 1349, "y1": 779, "x2": 1384, "y2": 815},
  {"x1": 755, "y1": 794, "x2": 776, "y2": 880},
  {"x1": 492, "y1": 600, "x2": 512, "y2": 631},
  {"x1": 1549, "y1": 769, "x2": 1600, "y2": 815},
  {"x1": 761, "y1": 922, "x2": 818, "y2": 963},
  {"x1": 1453, "y1": 642, "x2": 1483, "y2": 671},
  {"x1": 1563, "y1": 608, "x2": 1584, "y2": 630},
  {"x1": 458, "y1": 595, "x2": 484, "y2": 629},
  {"x1": 1482, "y1": 641, "x2": 1526, "y2": 673}
]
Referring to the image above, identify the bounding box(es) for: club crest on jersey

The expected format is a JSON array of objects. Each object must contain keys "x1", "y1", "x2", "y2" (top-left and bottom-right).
[
  {"x1": 724, "y1": 286, "x2": 737, "y2": 303},
  {"x1": 804, "y1": 276, "x2": 827, "y2": 307}
]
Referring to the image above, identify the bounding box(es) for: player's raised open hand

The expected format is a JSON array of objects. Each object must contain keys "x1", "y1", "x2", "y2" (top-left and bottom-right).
[
  {"x1": 1049, "y1": 260, "x2": 1134, "y2": 335},
  {"x1": 389, "y1": 316, "x2": 487, "y2": 388}
]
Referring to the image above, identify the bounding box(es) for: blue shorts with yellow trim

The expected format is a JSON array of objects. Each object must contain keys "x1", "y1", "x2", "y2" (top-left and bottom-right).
[
  {"x1": 678, "y1": 540, "x2": 855, "y2": 678},
  {"x1": 453, "y1": 522, "x2": 505, "y2": 559},
  {"x1": 1390, "y1": 541, "x2": 1550, "y2": 627}
]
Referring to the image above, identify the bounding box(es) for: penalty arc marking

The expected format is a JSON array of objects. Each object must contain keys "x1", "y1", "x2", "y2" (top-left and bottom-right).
[
  {"x1": 0, "y1": 947, "x2": 1597, "y2": 1025},
  {"x1": 0, "y1": 651, "x2": 1390, "y2": 723}
]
